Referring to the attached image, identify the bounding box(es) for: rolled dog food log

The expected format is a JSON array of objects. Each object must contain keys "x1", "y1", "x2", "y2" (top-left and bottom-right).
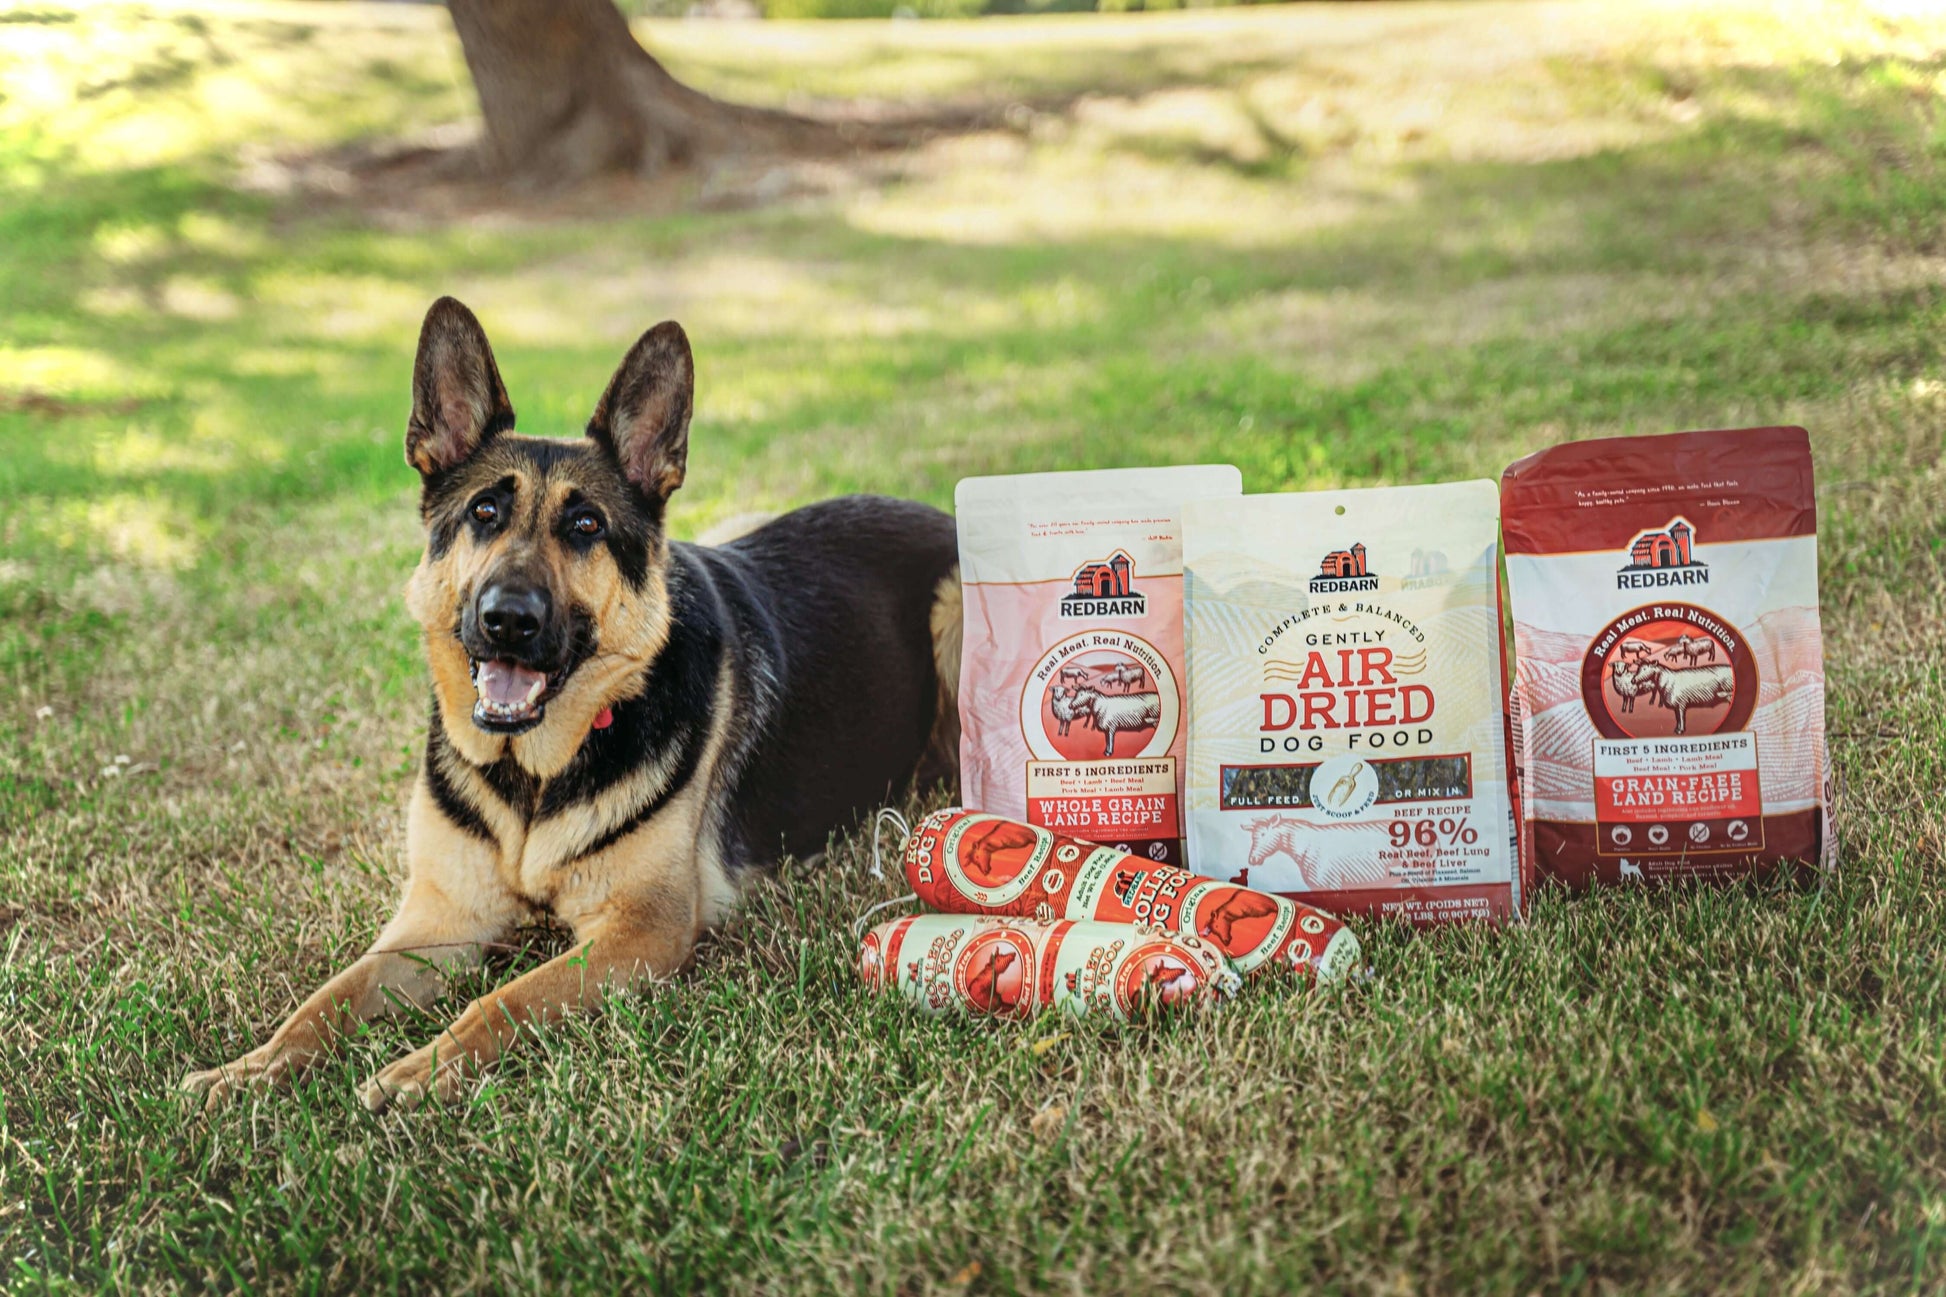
[
  {"x1": 900, "y1": 808, "x2": 1361, "y2": 983},
  {"x1": 858, "y1": 915, "x2": 1238, "y2": 1022}
]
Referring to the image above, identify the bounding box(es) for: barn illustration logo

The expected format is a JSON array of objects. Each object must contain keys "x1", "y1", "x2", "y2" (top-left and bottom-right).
[
  {"x1": 1310, "y1": 542, "x2": 1378, "y2": 594},
  {"x1": 1617, "y1": 517, "x2": 1709, "y2": 589},
  {"x1": 1060, "y1": 549, "x2": 1146, "y2": 618}
]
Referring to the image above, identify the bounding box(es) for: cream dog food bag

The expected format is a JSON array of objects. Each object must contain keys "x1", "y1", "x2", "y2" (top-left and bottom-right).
[
  {"x1": 957, "y1": 465, "x2": 1242, "y2": 867},
  {"x1": 1182, "y1": 481, "x2": 1520, "y2": 924}
]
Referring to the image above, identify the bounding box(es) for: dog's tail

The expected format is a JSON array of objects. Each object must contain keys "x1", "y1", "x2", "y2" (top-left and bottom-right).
[{"x1": 919, "y1": 568, "x2": 962, "y2": 790}]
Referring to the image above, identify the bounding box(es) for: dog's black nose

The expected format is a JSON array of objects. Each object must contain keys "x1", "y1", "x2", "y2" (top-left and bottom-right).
[{"x1": 478, "y1": 585, "x2": 549, "y2": 651}]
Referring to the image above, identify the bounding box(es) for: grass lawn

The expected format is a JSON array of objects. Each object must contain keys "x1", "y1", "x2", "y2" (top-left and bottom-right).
[{"x1": 3, "y1": 0, "x2": 1945, "y2": 1289}]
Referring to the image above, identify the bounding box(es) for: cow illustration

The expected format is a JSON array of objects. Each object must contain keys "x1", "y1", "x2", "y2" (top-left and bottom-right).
[
  {"x1": 1138, "y1": 957, "x2": 1198, "y2": 1005},
  {"x1": 959, "y1": 819, "x2": 1041, "y2": 885},
  {"x1": 965, "y1": 946, "x2": 1021, "y2": 1012},
  {"x1": 1198, "y1": 890, "x2": 1278, "y2": 947},
  {"x1": 1245, "y1": 814, "x2": 1313, "y2": 881},
  {"x1": 1625, "y1": 661, "x2": 1734, "y2": 735}
]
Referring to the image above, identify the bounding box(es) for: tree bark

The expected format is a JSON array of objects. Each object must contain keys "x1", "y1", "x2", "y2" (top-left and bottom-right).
[{"x1": 447, "y1": 0, "x2": 819, "y2": 186}]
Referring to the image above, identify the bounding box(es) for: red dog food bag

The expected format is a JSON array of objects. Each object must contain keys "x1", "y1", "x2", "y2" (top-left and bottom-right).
[
  {"x1": 900, "y1": 808, "x2": 1362, "y2": 982},
  {"x1": 1501, "y1": 426, "x2": 1837, "y2": 886},
  {"x1": 955, "y1": 466, "x2": 1242, "y2": 867},
  {"x1": 858, "y1": 915, "x2": 1239, "y2": 1022}
]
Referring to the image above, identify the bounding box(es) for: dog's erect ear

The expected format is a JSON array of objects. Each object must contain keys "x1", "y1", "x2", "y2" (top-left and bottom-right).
[
  {"x1": 406, "y1": 297, "x2": 515, "y2": 477},
  {"x1": 587, "y1": 322, "x2": 692, "y2": 503}
]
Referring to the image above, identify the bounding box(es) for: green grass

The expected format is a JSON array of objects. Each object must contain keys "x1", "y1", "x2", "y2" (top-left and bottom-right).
[{"x1": 3, "y1": 0, "x2": 1945, "y2": 1290}]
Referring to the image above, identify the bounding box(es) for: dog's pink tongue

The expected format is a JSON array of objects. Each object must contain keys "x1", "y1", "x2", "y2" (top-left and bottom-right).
[{"x1": 477, "y1": 659, "x2": 544, "y2": 706}]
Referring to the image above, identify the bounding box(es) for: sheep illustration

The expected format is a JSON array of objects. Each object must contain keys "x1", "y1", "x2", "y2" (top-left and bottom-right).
[
  {"x1": 1069, "y1": 688, "x2": 1159, "y2": 757},
  {"x1": 1197, "y1": 890, "x2": 1278, "y2": 947},
  {"x1": 1625, "y1": 661, "x2": 1734, "y2": 735},
  {"x1": 1665, "y1": 633, "x2": 1714, "y2": 667},
  {"x1": 1609, "y1": 657, "x2": 1656, "y2": 713},
  {"x1": 1049, "y1": 685, "x2": 1087, "y2": 737},
  {"x1": 1620, "y1": 638, "x2": 1654, "y2": 662},
  {"x1": 1057, "y1": 665, "x2": 1092, "y2": 688},
  {"x1": 1100, "y1": 662, "x2": 1148, "y2": 693},
  {"x1": 1617, "y1": 858, "x2": 1644, "y2": 882}
]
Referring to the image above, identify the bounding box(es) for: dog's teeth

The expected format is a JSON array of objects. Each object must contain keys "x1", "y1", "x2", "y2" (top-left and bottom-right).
[{"x1": 524, "y1": 678, "x2": 545, "y2": 705}]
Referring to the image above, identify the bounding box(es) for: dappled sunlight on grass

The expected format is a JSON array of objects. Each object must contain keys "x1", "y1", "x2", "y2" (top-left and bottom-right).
[
  {"x1": 68, "y1": 493, "x2": 202, "y2": 569},
  {"x1": 448, "y1": 247, "x2": 1049, "y2": 346},
  {"x1": 85, "y1": 421, "x2": 266, "y2": 478},
  {"x1": 0, "y1": 2, "x2": 470, "y2": 171},
  {"x1": 0, "y1": 344, "x2": 139, "y2": 397},
  {"x1": 251, "y1": 269, "x2": 437, "y2": 342}
]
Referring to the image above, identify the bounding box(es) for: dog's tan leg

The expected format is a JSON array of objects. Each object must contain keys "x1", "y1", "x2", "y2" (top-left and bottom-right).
[
  {"x1": 180, "y1": 874, "x2": 515, "y2": 1109},
  {"x1": 182, "y1": 782, "x2": 520, "y2": 1109},
  {"x1": 360, "y1": 888, "x2": 698, "y2": 1113}
]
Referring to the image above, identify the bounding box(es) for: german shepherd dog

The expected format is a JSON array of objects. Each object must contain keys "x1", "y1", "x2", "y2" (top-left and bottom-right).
[{"x1": 183, "y1": 298, "x2": 961, "y2": 1112}]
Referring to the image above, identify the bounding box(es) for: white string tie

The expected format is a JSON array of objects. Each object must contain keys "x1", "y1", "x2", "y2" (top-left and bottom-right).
[{"x1": 868, "y1": 806, "x2": 911, "y2": 880}]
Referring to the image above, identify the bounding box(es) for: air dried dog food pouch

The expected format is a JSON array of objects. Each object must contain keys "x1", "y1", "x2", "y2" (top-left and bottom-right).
[
  {"x1": 1183, "y1": 481, "x2": 1520, "y2": 924},
  {"x1": 956, "y1": 465, "x2": 1242, "y2": 865},
  {"x1": 1501, "y1": 426, "x2": 1836, "y2": 887}
]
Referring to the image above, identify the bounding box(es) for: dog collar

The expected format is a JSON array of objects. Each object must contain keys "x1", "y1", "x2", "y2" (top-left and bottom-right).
[{"x1": 592, "y1": 707, "x2": 614, "y2": 731}]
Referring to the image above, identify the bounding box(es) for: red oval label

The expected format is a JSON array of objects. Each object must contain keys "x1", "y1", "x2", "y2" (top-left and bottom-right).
[{"x1": 1582, "y1": 602, "x2": 1756, "y2": 739}]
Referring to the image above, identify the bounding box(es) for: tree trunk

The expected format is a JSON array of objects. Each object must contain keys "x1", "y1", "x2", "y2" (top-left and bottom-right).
[{"x1": 447, "y1": 0, "x2": 818, "y2": 186}]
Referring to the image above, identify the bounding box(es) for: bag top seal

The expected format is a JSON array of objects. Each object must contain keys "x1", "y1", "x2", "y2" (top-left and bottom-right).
[
  {"x1": 956, "y1": 464, "x2": 1241, "y2": 511},
  {"x1": 1500, "y1": 425, "x2": 1815, "y2": 555}
]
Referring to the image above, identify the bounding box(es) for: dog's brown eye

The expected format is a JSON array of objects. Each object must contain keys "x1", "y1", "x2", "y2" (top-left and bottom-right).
[
  {"x1": 570, "y1": 510, "x2": 603, "y2": 538},
  {"x1": 471, "y1": 498, "x2": 499, "y2": 525}
]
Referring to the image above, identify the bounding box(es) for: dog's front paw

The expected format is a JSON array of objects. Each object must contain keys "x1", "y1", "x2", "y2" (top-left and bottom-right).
[
  {"x1": 180, "y1": 1048, "x2": 290, "y2": 1111},
  {"x1": 361, "y1": 1043, "x2": 466, "y2": 1114}
]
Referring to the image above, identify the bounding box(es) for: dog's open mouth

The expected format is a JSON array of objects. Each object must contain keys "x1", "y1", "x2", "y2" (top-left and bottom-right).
[{"x1": 470, "y1": 658, "x2": 564, "y2": 733}]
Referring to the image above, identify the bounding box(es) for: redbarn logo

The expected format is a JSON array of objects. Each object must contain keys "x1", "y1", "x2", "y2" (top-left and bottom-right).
[
  {"x1": 1310, "y1": 542, "x2": 1378, "y2": 593},
  {"x1": 1059, "y1": 549, "x2": 1146, "y2": 618},
  {"x1": 1617, "y1": 517, "x2": 1709, "y2": 589}
]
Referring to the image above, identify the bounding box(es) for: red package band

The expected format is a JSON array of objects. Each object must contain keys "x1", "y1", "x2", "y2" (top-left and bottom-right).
[
  {"x1": 859, "y1": 915, "x2": 1238, "y2": 1022},
  {"x1": 901, "y1": 808, "x2": 1361, "y2": 982}
]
